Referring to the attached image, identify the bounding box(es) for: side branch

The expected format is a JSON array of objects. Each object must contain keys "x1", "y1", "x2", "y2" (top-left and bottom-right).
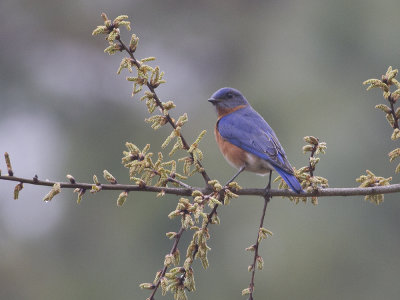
[
  {"x1": 247, "y1": 194, "x2": 270, "y2": 299},
  {"x1": 115, "y1": 36, "x2": 211, "y2": 184},
  {"x1": 148, "y1": 227, "x2": 185, "y2": 300},
  {"x1": 2, "y1": 175, "x2": 400, "y2": 197}
]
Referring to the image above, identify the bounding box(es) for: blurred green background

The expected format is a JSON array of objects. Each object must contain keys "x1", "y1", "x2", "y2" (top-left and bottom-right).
[{"x1": 1, "y1": 0, "x2": 400, "y2": 299}]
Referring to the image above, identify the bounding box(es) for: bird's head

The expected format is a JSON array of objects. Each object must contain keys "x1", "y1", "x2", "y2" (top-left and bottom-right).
[{"x1": 208, "y1": 87, "x2": 249, "y2": 116}]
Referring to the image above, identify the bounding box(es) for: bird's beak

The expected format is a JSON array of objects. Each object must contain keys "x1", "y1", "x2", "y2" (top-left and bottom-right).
[{"x1": 208, "y1": 97, "x2": 220, "y2": 104}]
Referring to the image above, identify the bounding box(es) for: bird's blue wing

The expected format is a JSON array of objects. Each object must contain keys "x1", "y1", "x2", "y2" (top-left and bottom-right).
[{"x1": 218, "y1": 106, "x2": 303, "y2": 193}]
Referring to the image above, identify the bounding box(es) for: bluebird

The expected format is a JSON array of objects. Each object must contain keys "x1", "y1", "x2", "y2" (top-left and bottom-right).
[{"x1": 208, "y1": 87, "x2": 303, "y2": 194}]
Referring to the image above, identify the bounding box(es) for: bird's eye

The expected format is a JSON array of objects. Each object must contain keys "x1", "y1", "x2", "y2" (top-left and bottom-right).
[{"x1": 227, "y1": 93, "x2": 233, "y2": 98}]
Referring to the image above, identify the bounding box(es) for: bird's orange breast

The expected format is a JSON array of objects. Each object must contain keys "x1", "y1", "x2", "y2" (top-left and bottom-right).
[
  {"x1": 214, "y1": 124, "x2": 247, "y2": 169},
  {"x1": 216, "y1": 105, "x2": 248, "y2": 120}
]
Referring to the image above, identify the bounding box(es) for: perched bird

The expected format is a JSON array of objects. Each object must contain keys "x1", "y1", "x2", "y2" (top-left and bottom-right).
[{"x1": 208, "y1": 87, "x2": 303, "y2": 194}]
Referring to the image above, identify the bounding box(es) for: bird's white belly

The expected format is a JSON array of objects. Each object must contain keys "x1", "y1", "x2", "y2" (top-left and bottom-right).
[{"x1": 244, "y1": 152, "x2": 274, "y2": 175}]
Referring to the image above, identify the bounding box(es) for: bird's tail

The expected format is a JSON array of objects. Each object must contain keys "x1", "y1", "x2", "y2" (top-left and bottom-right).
[{"x1": 274, "y1": 167, "x2": 304, "y2": 194}]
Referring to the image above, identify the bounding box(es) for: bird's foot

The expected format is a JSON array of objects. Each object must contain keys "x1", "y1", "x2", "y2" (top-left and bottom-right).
[
  {"x1": 263, "y1": 170, "x2": 272, "y2": 198},
  {"x1": 263, "y1": 183, "x2": 272, "y2": 198}
]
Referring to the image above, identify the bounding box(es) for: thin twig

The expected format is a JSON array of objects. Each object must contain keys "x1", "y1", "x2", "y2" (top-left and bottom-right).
[
  {"x1": 167, "y1": 176, "x2": 193, "y2": 189},
  {"x1": 148, "y1": 226, "x2": 185, "y2": 300},
  {"x1": 381, "y1": 73, "x2": 400, "y2": 130},
  {"x1": 388, "y1": 94, "x2": 399, "y2": 129},
  {"x1": 308, "y1": 145, "x2": 317, "y2": 177},
  {"x1": 248, "y1": 194, "x2": 270, "y2": 300}
]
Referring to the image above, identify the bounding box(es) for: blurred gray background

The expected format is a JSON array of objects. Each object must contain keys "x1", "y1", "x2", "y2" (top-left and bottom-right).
[{"x1": 1, "y1": 0, "x2": 400, "y2": 299}]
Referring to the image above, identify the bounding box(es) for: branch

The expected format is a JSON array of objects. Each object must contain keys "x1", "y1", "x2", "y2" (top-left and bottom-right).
[
  {"x1": 147, "y1": 227, "x2": 185, "y2": 300},
  {"x1": 0, "y1": 175, "x2": 194, "y2": 196},
  {"x1": 2, "y1": 175, "x2": 400, "y2": 198},
  {"x1": 237, "y1": 185, "x2": 400, "y2": 197},
  {"x1": 114, "y1": 36, "x2": 211, "y2": 185},
  {"x1": 388, "y1": 94, "x2": 399, "y2": 129},
  {"x1": 246, "y1": 194, "x2": 271, "y2": 300},
  {"x1": 144, "y1": 177, "x2": 242, "y2": 299}
]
